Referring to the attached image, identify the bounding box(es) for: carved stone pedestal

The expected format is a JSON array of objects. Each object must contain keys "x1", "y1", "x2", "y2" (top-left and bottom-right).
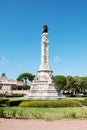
[{"x1": 26, "y1": 70, "x2": 62, "y2": 99}]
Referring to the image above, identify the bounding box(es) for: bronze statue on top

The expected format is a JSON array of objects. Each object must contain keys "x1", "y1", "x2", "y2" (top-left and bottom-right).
[{"x1": 42, "y1": 23, "x2": 48, "y2": 33}]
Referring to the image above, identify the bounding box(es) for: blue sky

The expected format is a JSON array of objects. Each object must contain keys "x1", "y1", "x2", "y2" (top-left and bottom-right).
[{"x1": 0, "y1": 0, "x2": 87, "y2": 79}]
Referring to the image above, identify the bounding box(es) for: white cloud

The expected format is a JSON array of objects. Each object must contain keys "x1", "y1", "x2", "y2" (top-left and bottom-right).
[
  {"x1": 54, "y1": 56, "x2": 62, "y2": 63},
  {"x1": 0, "y1": 57, "x2": 9, "y2": 65}
]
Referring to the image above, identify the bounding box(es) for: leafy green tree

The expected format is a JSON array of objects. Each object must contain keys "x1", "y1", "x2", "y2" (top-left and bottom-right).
[
  {"x1": 54, "y1": 75, "x2": 66, "y2": 91},
  {"x1": 80, "y1": 77, "x2": 87, "y2": 93},
  {"x1": 17, "y1": 72, "x2": 35, "y2": 85},
  {"x1": 73, "y1": 76, "x2": 83, "y2": 93},
  {"x1": 66, "y1": 76, "x2": 75, "y2": 94}
]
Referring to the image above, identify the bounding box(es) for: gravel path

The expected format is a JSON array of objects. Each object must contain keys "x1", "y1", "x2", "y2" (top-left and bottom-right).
[{"x1": 0, "y1": 119, "x2": 87, "y2": 130}]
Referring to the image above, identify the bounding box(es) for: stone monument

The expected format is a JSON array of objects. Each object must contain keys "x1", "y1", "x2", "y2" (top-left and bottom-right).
[{"x1": 26, "y1": 24, "x2": 62, "y2": 99}]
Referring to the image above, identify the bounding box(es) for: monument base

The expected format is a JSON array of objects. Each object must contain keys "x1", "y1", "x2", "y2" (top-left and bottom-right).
[{"x1": 25, "y1": 70, "x2": 64, "y2": 99}]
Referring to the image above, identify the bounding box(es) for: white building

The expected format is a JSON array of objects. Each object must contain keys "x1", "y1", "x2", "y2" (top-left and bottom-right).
[{"x1": 0, "y1": 73, "x2": 24, "y2": 94}]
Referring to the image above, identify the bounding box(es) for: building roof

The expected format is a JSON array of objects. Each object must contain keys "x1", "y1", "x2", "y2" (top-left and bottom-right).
[{"x1": 0, "y1": 73, "x2": 24, "y2": 86}]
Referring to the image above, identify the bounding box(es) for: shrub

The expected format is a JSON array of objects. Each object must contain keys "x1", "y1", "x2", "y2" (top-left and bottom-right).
[
  {"x1": 19, "y1": 100, "x2": 82, "y2": 108},
  {"x1": 0, "y1": 93, "x2": 25, "y2": 98},
  {"x1": 65, "y1": 112, "x2": 77, "y2": 118},
  {"x1": 6, "y1": 100, "x2": 23, "y2": 107},
  {"x1": 0, "y1": 94, "x2": 8, "y2": 97},
  {"x1": 11, "y1": 85, "x2": 30, "y2": 90},
  {"x1": 0, "y1": 108, "x2": 5, "y2": 117},
  {"x1": 80, "y1": 99, "x2": 87, "y2": 106},
  {"x1": 19, "y1": 101, "x2": 30, "y2": 107},
  {"x1": 0, "y1": 98, "x2": 9, "y2": 107}
]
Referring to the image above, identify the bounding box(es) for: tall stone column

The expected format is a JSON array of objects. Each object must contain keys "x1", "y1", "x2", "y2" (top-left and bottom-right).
[
  {"x1": 25, "y1": 24, "x2": 63, "y2": 99},
  {"x1": 39, "y1": 32, "x2": 50, "y2": 71}
]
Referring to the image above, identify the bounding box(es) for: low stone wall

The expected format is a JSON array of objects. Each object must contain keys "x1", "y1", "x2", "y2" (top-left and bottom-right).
[
  {"x1": 12, "y1": 90, "x2": 29, "y2": 94},
  {"x1": 0, "y1": 90, "x2": 29, "y2": 95}
]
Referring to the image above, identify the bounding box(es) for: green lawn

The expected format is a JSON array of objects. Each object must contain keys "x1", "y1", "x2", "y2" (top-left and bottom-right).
[
  {"x1": 0, "y1": 107, "x2": 87, "y2": 120},
  {"x1": 0, "y1": 97, "x2": 87, "y2": 120}
]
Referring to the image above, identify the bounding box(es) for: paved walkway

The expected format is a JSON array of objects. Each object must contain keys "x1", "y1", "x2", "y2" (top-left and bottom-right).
[{"x1": 0, "y1": 119, "x2": 87, "y2": 130}]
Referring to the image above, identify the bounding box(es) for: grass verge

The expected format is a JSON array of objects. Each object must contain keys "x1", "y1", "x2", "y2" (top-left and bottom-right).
[{"x1": 0, "y1": 107, "x2": 87, "y2": 120}]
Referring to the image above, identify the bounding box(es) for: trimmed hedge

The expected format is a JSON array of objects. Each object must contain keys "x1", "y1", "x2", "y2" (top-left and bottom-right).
[
  {"x1": 1, "y1": 99, "x2": 86, "y2": 107},
  {"x1": 6, "y1": 100, "x2": 23, "y2": 107},
  {"x1": 0, "y1": 94, "x2": 25, "y2": 98},
  {"x1": 19, "y1": 100, "x2": 82, "y2": 108},
  {"x1": 11, "y1": 85, "x2": 30, "y2": 90},
  {"x1": 80, "y1": 99, "x2": 87, "y2": 106},
  {"x1": 0, "y1": 98, "x2": 9, "y2": 107}
]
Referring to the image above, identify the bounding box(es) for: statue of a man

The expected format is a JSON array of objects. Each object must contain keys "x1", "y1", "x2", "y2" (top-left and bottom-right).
[{"x1": 42, "y1": 23, "x2": 48, "y2": 33}]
